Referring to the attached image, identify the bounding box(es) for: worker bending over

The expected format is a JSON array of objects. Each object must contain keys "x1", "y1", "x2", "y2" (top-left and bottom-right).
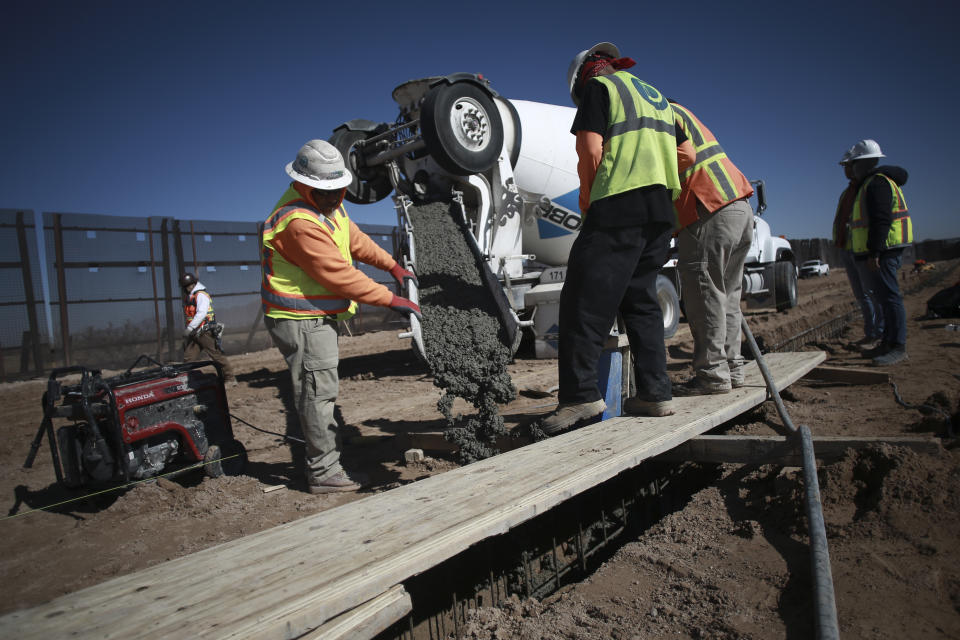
[
  {"x1": 669, "y1": 100, "x2": 755, "y2": 395},
  {"x1": 261, "y1": 139, "x2": 420, "y2": 493},
  {"x1": 541, "y1": 42, "x2": 695, "y2": 435}
]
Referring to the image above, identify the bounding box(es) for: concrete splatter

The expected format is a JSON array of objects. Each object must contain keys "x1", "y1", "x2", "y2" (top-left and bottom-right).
[{"x1": 408, "y1": 200, "x2": 516, "y2": 462}]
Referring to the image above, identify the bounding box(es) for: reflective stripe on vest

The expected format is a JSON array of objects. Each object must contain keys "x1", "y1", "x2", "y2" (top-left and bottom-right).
[
  {"x1": 589, "y1": 72, "x2": 680, "y2": 206},
  {"x1": 261, "y1": 186, "x2": 358, "y2": 320},
  {"x1": 184, "y1": 290, "x2": 215, "y2": 326},
  {"x1": 671, "y1": 103, "x2": 754, "y2": 229},
  {"x1": 850, "y1": 174, "x2": 913, "y2": 255}
]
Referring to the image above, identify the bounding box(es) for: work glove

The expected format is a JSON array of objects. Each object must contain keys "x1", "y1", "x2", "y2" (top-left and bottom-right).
[
  {"x1": 389, "y1": 295, "x2": 422, "y2": 321},
  {"x1": 182, "y1": 328, "x2": 195, "y2": 339},
  {"x1": 389, "y1": 262, "x2": 418, "y2": 287}
]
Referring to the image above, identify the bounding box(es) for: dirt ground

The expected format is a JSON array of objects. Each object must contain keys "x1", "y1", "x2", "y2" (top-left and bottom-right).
[{"x1": 2, "y1": 260, "x2": 959, "y2": 639}]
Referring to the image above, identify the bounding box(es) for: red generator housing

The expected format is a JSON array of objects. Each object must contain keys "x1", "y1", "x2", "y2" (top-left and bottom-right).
[{"x1": 27, "y1": 357, "x2": 246, "y2": 488}]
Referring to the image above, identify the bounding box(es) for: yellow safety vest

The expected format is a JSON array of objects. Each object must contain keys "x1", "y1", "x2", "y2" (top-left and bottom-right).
[
  {"x1": 850, "y1": 174, "x2": 913, "y2": 255},
  {"x1": 261, "y1": 185, "x2": 358, "y2": 321},
  {"x1": 588, "y1": 71, "x2": 680, "y2": 205}
]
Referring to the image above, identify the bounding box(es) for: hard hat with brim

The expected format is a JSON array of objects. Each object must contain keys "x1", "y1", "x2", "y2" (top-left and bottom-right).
[
  {"x1": 285, "y1": 139, "x2": 353, "y2": 190},
  {"x1": 840, "y1": 139, "x2": 885, "y2": 165},
  {"x1": 567, "y1": 42, "x2": 620, "y2": 106}
]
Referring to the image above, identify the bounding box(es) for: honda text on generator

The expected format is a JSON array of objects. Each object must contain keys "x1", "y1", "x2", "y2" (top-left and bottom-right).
[
  {"x1": 327, "y1": 73, "x2": 798, "y2": 360},
  {"x1": 25, "y1": 356, "x2": 246, "y2": 489}
]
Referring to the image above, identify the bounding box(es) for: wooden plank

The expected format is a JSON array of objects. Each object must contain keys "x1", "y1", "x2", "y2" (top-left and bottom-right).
[
  {"x1": 803, "y1": 365, "x2": 890, "y2": 385},
  {"x1": 0, "y1": 352, "x2": 824, "y2": 640},
  {"x1": 299, "y1": 585, "x2": 410, "y2": 640},
  {"x1": 658, "y1": 434, "x2": 943, "y2": 465}
]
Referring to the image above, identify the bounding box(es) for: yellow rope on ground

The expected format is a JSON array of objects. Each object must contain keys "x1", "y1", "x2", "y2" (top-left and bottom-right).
[{"x1": 2, "y1": 453, "x2": 243, "y2": 522}]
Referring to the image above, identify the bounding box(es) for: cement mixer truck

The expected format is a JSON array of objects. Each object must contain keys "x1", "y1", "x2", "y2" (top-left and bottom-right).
[{"x1": 329, "y1": 73, "x2": 797, "y2": 358}]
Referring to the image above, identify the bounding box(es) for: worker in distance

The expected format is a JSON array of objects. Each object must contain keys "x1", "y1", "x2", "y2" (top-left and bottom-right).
[
  {"x1": 834, "y1": 139, "x2": 913, "y2": 366},
  {"x1": 180, "y1": 272, "x2": 237, "y2": 387},
  {"x1": 261, "y1": 139, "x2": 421, "y2": 494}
]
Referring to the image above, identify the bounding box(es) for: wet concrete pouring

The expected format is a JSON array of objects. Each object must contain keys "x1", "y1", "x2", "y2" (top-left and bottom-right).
[{"x1": 407, "y1": 200, "x2": 517, "y2": 463}]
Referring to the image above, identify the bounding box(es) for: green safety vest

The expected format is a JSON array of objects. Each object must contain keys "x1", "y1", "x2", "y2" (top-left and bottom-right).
[
  {"x1": 588, "y1": 71, "x2": 680, "y2": 205},
  {"x1": 850, "y1": 174, "x2": 913, "y2": 255},
  {"x1": 261, "y1": 185, "x2": 358, "y2": 321}
]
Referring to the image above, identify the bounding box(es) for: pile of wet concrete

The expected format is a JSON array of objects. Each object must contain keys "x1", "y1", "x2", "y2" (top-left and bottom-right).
[{"x1": 407, "y1": 200, "x2": 517, "y2": 463}]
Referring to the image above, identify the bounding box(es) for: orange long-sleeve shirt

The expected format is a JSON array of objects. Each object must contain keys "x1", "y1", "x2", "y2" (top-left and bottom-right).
[{"x1": 269, "y1": 215, "x2": 397, "y2": 307}]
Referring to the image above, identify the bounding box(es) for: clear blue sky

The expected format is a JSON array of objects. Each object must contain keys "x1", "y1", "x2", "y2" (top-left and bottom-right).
[{"x1": 2, "y1": 0, "x2": 957, "y2": 241}]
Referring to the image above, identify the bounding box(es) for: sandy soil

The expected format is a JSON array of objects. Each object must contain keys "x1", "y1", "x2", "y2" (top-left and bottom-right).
[{"x1": 1, "y1": 260, "x2": 959, "y2": 639}]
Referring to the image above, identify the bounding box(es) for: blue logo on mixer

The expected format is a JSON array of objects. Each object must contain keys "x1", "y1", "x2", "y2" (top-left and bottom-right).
[{"x1": 536, "y1": 190, "x2": 581, "y2": 238}]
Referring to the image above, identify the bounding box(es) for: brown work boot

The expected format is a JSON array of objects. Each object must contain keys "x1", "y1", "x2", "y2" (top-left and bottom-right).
[
  {"x1": 308, "y1": 470, "x2": 368, "y2": 494},
  {"x1": 540, "y1": 399, "x2": 606, "y2": 436},
  {"x1": 623, "y1": 398, "x2": 675, "y2": 417}
]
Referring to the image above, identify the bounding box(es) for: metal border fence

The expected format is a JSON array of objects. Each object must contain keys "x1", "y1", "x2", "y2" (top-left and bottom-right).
[{"x1": 0, "y1": 211, "x2": 400, "y2": 381}]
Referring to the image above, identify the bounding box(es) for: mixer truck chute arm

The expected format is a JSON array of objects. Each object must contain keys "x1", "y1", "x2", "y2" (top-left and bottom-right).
[{"x1": 328, "y1": 74, "x2": 797, "y2": 359}]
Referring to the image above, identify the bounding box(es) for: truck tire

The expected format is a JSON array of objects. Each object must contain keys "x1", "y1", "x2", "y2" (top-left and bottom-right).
[
  {"x1": 657, "y1": 274, "x2": 680, "y2": 338},
  {"x1": 774, "y1": 260, "x2": 798, "y2": 311},
  {"x1": 329, "y1": 124, "x2": 393, "y2": 205},
  {"x1": 420, "y1": 82, "x2": 504, "y2": 176}
]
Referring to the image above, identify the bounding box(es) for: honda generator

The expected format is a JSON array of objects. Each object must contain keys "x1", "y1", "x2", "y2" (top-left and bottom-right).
[{"x1": 25, "y1": 356, "x2": 246, "y2": 488}]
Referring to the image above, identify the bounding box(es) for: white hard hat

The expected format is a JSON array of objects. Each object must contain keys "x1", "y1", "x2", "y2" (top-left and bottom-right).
[
  {"x1": 285, "y1": 139, "x2": 353, "y2": 190},
  {"x1": 567, "y1": 42, "x2": 620, "y2": 106},
  {"x1": 840, "y1": 139, "x2": 885, "y2": 165}
]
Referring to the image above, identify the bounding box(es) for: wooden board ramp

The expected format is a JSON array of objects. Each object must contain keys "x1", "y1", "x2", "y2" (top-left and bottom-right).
[{"x1": 0, "y1": 351, "x2": 825, "y2": 640}]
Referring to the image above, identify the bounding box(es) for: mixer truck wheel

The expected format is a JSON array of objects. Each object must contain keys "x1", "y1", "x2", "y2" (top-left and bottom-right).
[
  {"x1": 774, "y1": 260, "x2": 798, "y2": 311},
  {"x1": 657, "y1": 275, "x2": 680, "y2": 338},
  {"x1": 420, "y1": 82, "x2": 504, "y2": 176},
  {"x1": 329, "y1": 124, "x2": 393, "y2": 205}
]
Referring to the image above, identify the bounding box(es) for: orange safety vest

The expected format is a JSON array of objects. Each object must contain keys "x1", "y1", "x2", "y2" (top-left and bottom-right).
[
  {"x1": 671, "y1": 102, "x2": 754, "y2": 229},
  {"x1": 184, "y1": 290, "x2": 215, "y2": 327}
]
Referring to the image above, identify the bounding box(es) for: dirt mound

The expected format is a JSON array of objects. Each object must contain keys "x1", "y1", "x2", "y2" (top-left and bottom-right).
[{"x1": 459, "y1": 446, "x2": 960, "y2": 640}]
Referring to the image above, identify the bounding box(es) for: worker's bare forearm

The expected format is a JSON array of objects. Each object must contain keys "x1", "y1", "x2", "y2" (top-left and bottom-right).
[{"x1": 575, "y1": 131, "x2": 603, "y2": 212}]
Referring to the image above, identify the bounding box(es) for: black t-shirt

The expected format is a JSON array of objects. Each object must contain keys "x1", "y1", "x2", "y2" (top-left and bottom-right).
[{"x1": 570, "y1": 78, "x2": 685, "y2": 228}]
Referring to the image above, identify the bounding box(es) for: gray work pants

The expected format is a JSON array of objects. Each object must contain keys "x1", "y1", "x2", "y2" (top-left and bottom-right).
[
  {"x1": 264, "y1": 316, "x2": 341, "y2": 483},
  {"x1": 678, "y1": 198, "x2": 754, "y2": 386}
]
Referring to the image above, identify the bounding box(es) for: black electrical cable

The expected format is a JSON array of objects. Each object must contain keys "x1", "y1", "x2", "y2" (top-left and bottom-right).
[
  {"x1": 889, "y1": 381, "x2": 956, "y2": 438},
  {"x1": 229, "y1": 413, "x2": 305, "y2": 444}
]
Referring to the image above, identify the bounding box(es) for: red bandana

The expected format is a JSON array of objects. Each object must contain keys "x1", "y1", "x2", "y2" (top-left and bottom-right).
[{"x1": 578, "y1": 55, "x2": 637, "y2": 93}]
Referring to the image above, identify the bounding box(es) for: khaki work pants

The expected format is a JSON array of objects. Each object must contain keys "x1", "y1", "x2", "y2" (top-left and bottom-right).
[
  {"x1": 265, "y1": 316, "x2": 341, "y2": 484},
  {"x1": 184, "y1": 330, "x2": 235, "y2": 381},
  {"x1": 678, "y1": 198, "x2": 754, "y2": 387}
]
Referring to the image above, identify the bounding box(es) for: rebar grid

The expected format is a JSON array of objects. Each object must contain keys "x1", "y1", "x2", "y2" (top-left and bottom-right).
[{"x1": 769, "y1": 310, "x2": 861, "y2": 353}]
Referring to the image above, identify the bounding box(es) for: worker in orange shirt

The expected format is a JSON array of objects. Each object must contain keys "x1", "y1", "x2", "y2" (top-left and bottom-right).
[
  {"x1": 261, "y1": 139, "x2": 420, "y2": 494},
  {"x1": 669, "y1": 100, "x2": 755, "y2": 395}
]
